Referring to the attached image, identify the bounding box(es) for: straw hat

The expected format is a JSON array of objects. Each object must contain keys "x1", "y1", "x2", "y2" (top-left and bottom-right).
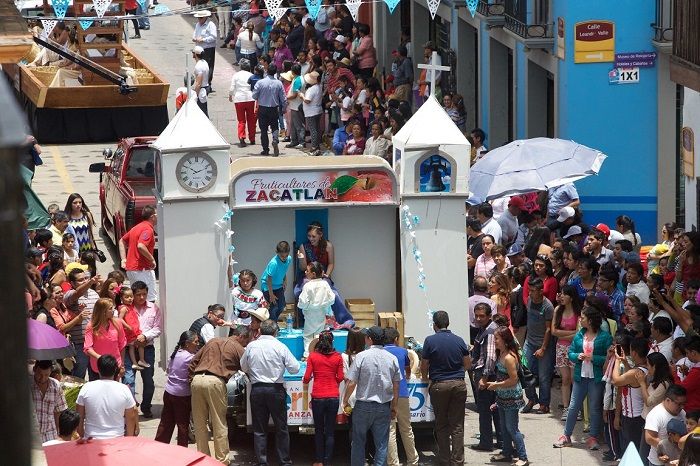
[
  {"x1": 280, "y1": 70, "x2": 294, "y2": 82},
  {"x1": 193, "y1": 10, "x2": 212, "y2": 18},
  {"x1": 249, "y1": 308, "x2": 270, "y2": 322},
  {"x1": 303, "y1": 71, "x2": 319, "y2": 85}
]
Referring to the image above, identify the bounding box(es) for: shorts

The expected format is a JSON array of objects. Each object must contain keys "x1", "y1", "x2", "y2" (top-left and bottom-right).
[{"x1": 555, "y1": 343, "x2": 573, "y2": 368}]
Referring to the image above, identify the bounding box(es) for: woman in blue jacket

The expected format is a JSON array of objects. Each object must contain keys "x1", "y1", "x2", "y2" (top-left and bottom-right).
[{"x1": 553, "y1": 306, "x2": 613, "y2": 451}]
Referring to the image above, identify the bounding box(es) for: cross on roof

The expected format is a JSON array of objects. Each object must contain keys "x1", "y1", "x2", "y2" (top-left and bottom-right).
[{"x1": 417, "y1": 51, "x2": 451, "y2": 97}]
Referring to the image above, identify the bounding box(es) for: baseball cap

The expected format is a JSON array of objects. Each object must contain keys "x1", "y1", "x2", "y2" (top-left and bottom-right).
[
  {"x1": 563, "y1": 225, "x2": 583, "y2": 239},
  {"x1": 557, "y1": 206, "x2": 576, "y2": 223},
  {"x1": 334, "y1": 34, "x2": 347, "y2": 44},
  {"x1": 192, "y1": 45, "x2": 204, "y2": 55},
  {"x1": 507, "y1": 243, "x2": 524, "y2": 257},
  {"x1": 622, "y1": 251, "x2": 641, "y2": 264},
  {"x1": 249, "y1": 307, "x2": 270, "y2": 322},
  {"x1": 363, "y1": 326, "x2": 385, "y2": 344},
  {"x1": 595, "y1": 223, "x2": 611, "y2": 237},
  {"x1": 508, "y1": 196, "x2": 526, "y2": 210},
  {"x1": 667, "y1": 418, "x2": 687, "y2": 436}
]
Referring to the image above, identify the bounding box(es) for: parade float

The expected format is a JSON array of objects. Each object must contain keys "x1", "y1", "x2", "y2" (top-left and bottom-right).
[{"x1": 5, "y1": 0, "x2": 168, "y2": 143}]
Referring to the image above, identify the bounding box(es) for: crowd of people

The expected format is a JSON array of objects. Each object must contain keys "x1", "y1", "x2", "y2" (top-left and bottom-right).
[
  {"x1": 466, "y1": 182, "x2": 700, "y2": 465},
  {"x1": 180, "y1": 2, "x2": 485, "y2": 162}
]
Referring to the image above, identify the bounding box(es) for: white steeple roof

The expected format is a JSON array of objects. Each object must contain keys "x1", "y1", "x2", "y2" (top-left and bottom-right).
[
  {"x1": 151, "y1": 97, "x2": 230, "y2": 153},
  {"x1": 392, "y1": 95, "x2": 470, "y2": 148}
]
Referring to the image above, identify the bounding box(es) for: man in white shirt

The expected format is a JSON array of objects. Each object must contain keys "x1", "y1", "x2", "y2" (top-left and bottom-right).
[
  {"x1": 497, "y1": 196, "x2": 524, "y2": 247},
  {"x1": 585, "y1": 229, "x2": 614, "y2": 266},
  {"x1": 650, "y1": 317, "x2": 675, "y2": 362},
  {"x1": 645, "y1": 385, "x2": 687, "y2": 466},
  {"x1": 76, "y1": 355, "x2": 137, "y2": 439},
  {"x1": 192, "y1": 46, "x2": 210, "y2": 117},
  {"x1": 471, "y1": 128, "x2": 488, "y2": 162},
  {"x1": 192, "y1": 10, "x2": 217, "y2": 93},
  {"x1": 477, "y1": 202, "x2": 502, "y2": 245},
  {"x1": 241, "y1": 320, "x2": 300, "y2": 466}
]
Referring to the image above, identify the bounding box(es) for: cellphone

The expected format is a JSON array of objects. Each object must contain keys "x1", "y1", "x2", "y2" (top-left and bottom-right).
[{"x1": 614, "y1": 345, "x2": 623, "y2": 357}]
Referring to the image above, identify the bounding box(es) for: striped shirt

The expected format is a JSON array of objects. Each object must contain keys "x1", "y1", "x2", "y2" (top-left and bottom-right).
[
  {"x1": 69, "y1": 215, "x2": 92, "y2": 252},
  {"x1": 621, "y1": 366, "x2": 647, "y2": 418}
]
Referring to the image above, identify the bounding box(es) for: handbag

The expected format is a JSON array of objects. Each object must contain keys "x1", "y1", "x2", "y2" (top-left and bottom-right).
[
  {"x1": 92, "y1": 248, "x2": 107, "y2": 263},
  {"x1": 517, "y1": 356, "x2": 537, "y2": 390}
]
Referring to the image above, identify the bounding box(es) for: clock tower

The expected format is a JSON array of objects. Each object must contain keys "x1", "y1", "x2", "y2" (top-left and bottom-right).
[{"x1": 151, "y1": 98, "x2": 232, "y2": 364}]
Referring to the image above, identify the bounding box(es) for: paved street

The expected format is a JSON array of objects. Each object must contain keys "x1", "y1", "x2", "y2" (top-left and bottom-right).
[{"x1": 30, "y1": 2, "x2": 611, "y2": 464}]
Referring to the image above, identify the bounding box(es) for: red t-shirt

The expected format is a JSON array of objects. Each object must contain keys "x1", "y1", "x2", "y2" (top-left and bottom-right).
[
  {"x1": 303, "y1": 351, "x2": 344, "y2": 399},
  {"x1": 678, "y1": 365, "x2": 700, "y2": 412},
  {"x1": 120, "y1": 305, "x2": 142, "y2": 343},
  {"x1": 121, "y1": 220, "x2": 155, "y2": 271}
]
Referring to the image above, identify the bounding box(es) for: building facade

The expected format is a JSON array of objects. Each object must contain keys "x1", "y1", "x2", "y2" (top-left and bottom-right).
[{"x1": 373, "y1": 0, "x2": 683, "y2": 242}]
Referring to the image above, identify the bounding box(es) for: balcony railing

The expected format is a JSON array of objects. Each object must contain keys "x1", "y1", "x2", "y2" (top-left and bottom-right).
[
  {"x1": 476, "y1": 0, "x2": 506, "y2": 27},
  {"x1": 503, "y1": 0, "x2": 553, "y2": 49},
  {"x1": 673, "y1": 0, "x2": 700, "y2": 66},
  {"x1": 670, "y1": 0, "x2": 700, "y2": 92},
  {"x1": 652, "y1": 0, "x2": 674, "y2": 43}
]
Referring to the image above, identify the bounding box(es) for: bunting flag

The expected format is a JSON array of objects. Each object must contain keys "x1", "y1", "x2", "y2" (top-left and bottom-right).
[
  {"x1": 346, "y1": 0, "x2": 362, "y2": 21},
  {"x1": 153, "y1": 4, "x2": 170, "y2": 14},
  {"x1": 304, "y1": 0, "x2": 321, "y2": 20},
  {"x1": 41, "y1": 19, "x2": 58, "y2": 37},
  {"x1": 384, "y1": 0, "x2": 401, "y2": 13},
  {"x1": 268, "y1": 7, "x2": 288, "y2": 22},
  {"x1": 466, "y1": 0, "x2": 478, "y2": 17},
  {"x1": 52, "y1": 0, "x2": 70, "y2": 18},
  {"x1": 92, "y1": 0, "x2": 111, "y2": 17},
  {"x1": 427, "y1": 0, "x2": 440, "y2": 19},
  {"x1": 79, "y1": 19, "x2": 94, "y2": 30}
]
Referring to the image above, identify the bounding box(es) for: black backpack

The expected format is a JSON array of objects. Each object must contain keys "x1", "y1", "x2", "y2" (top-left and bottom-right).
[{"x1": 510, "y1": 287, "x2": 527, "y2": 328}]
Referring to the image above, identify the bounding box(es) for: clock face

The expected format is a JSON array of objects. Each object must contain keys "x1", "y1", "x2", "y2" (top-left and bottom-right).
[{"x1": 176, "y1": 152, "x2": 217, "y2": 193}]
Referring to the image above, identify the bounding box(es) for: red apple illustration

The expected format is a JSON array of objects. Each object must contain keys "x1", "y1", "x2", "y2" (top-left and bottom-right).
[{"x1": 333, "y1": 171, "x2": 394, "y2": 202}]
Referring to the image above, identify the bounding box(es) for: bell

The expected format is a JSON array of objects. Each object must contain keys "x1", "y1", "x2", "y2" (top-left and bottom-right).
[{"x1": 425, "y1": 165, "x2": 446, "y2": 192}]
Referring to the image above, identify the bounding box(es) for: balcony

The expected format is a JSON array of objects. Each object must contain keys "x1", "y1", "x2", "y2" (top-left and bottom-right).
[
  {"x1": 503, "y1": 0, "x2": 554, "y2": 50},
  {"x1": 476, "y1": 0, "x2": 506, "y2": 28},
  {"x1": 670, "y1": 0, "x2": 700, "y2": 92},
  {"x1": 651, "y1": 0, "x2": 673, "y2": 53}
]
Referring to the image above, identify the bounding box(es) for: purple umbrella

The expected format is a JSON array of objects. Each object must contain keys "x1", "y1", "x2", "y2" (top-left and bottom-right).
[{"x1": 27, "y1": 318, "x2": 75, "y2": 360}]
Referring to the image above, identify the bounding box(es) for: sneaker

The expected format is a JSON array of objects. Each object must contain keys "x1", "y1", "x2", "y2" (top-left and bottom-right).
[
  {"x1": 602, "y1": 450, "x2": 617, "y2": 462},
  {"x1": 285, "y1": 143, "x2": 296, "y2": 148},
  {"x1": 577, "y1": 411, "x2": 583, "y2": 421},
  {"x1": 272, "y1": 143, "x2": 280, "y2": 157},
  {"x1": 130, "y1": 34, "x2": 141, "y2": 39},
  {"x1": 260, "y1": 150, "x2": 270, "y2": 155},
  {"x1": 132, "y1": 364, "x2": 143, "y2": 371},
  {"x1": 553, "y1": 435, "x2": 572, "y2": 448},
  {"x1": 536, "y1": 405, "x2": 550, "y2": 415},
  {"x1": 513, "y1": 460, "x2": 529, "y2": 466},
  {"x1": 292, "y1": 144, "x2": 306, "y2": 149},
  {"x1": 560, "y1": 407, "x2": 568, "y2": 421},
  {"x1": 141, "y1": 409, "x2": 153, "y2": 419},
  {"x1": 586, "y1": 437, "x2": 600, "y2": 451},
  {"x1": 137, "y1": 361, "x2": 151, "y2": 368},
  {"x1": 239, "y1": 140, "x2": 247, "y2": 148}
]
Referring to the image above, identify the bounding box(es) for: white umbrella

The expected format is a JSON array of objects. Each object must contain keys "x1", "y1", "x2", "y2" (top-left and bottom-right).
[{"x1": 469, "y1": 137, "x2": 607, "y2": 201}]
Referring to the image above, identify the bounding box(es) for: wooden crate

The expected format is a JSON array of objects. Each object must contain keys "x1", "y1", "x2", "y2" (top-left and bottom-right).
[
  {"x1": 345, "y1": 298, "x2": 375, "y2": 323},
  {"x1": 376, "y1": 312, "x2": 405, "y2": 347}
]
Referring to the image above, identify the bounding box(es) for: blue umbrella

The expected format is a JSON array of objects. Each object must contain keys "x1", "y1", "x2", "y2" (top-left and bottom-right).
[{"x1": 469, "y1": 137, "x2": 607, "y2": 201}]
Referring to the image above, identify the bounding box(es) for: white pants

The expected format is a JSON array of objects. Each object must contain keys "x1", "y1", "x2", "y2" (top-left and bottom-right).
[
  {"x1": 217, "y1": 7, "x2": 231, "y2": 39},
  {"x1": 126, "y1": 269, "x2": 158, "y2": 301}
]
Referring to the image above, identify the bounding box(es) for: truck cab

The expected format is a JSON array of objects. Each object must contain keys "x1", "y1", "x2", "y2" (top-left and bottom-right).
[{"x1": 89, "y1": 137, "x2": 157, "y2": 249}]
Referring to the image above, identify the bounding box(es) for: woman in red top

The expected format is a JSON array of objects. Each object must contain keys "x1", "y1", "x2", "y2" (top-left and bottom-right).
[
  {"x1": 523, "y1": 255, "x2": 559, "y2": 304},
  {"x1": 303, "y1": 331, "x2": 344, "y2": 466}
]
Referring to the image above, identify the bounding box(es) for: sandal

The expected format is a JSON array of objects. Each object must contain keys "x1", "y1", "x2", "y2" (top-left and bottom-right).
[{"x1": 490, "y1": 454, "x2": 513, "y2": 463}]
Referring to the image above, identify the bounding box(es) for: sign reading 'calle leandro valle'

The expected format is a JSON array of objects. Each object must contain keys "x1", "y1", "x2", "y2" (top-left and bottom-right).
[
  {"x1": 232, "y1": 169, "x2": 398, "y2": 207},
  {"x1": 574, "y1": 20, "x2": 615, "y2": 64}
]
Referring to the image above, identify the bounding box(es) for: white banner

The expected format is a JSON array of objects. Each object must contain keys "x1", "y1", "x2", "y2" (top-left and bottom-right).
[{"x1": 247, "y1": 379, "x2": 434, "y2": 426}]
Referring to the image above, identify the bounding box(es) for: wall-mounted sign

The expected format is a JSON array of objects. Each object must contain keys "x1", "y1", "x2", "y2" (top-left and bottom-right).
[
  {"x1": 682, "y1": 127, "x2": 695, "y2": 178},
  {"x1": 609, "y1": 67, "x2": 640, "y2": 85},
  {"x1": 556, "y1": 17, "x2": 565, "y2": 60},
  {"x1": 615, "y1": 52, "x2": 657, "y2": 68},
  {"x1": 232, "y1": 169, "x2": 398, "y2": 206},
  {"x1": 574, "y1": 20, "x2": 615, "y2": 63}
]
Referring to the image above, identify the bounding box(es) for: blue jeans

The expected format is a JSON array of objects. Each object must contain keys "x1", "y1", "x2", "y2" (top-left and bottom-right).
[
  {"x1": 498, "y1": 407, "x2": 527, "y2": 460},
  {"x1": 122, "y1": 344, "x2": 156, "y2": 411},
  {"x1": 564, "y1": 377, "x2": 604, "y2": 438},
  {"x1": 136, "y1": 2, "x2": 149, "y2": 28},
  {"x1": 312, "y1": 397, "x2": 339, "y2": 464},
  {"x1": 523, "y1": 341, "x2": 555, "y2": 407},
  {"x1": 71, "y1": 342, "x2": 89, "y2": 379},
  {"x1": 351, "y1": 400, "x2": 391, "y2": 466},
  {"x1": 263, "y1": 288, "x2": 286, "y2": 322}
]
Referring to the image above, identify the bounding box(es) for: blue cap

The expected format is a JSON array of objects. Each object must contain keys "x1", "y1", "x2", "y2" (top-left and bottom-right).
[{"x1": 507, "y1": 243, "x2": 524, "y2": 256}]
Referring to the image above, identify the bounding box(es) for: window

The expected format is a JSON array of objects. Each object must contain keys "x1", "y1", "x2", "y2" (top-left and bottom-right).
[{"x1": 126, "y1": 148, "x2": 156, "y2": 178}]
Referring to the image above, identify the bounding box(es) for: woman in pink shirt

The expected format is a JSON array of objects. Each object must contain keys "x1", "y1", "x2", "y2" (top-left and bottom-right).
[
  {"x1": 84, "y1": 298, "x2": 126, "y2": 380},
  {"x1": 352, "y1": 24, "x2": 376, "y2": 79}
]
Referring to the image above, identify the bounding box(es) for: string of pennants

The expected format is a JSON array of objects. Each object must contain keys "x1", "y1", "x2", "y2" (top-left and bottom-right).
[{"x1": 36, "y1": 0, "x2": 478, "y2": 34}]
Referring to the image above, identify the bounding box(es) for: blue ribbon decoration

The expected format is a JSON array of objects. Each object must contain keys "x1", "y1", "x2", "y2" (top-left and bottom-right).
[
  {"x1": 153, "y1": 4, "x2": 170, "y2": 14},
  {"x1": 79, "y1": 20, "x2": 94, "y2": 30},
  {"x1": 402, "y1": 204, "x2": 433, "y2": 328}
]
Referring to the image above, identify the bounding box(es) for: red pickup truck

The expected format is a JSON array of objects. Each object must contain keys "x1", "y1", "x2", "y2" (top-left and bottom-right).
[{"x1": 89, "y1": 137, "x2": 157, "y2": 248}]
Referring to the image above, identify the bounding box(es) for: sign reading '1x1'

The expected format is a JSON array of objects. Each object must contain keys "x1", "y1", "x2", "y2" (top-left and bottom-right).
[{"x1": 615, "y1": 52, "x2": 657, "y2": 68}]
